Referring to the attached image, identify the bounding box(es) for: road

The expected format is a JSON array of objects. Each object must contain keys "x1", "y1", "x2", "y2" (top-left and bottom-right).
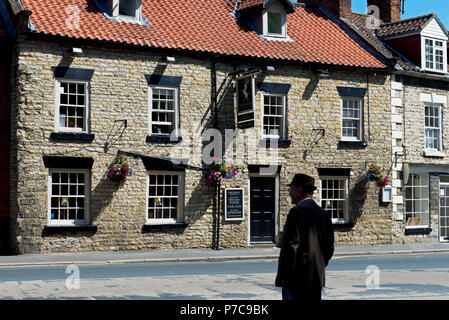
[{"x1": 0, "y1": 253, "x2": 448, "y2": 300}]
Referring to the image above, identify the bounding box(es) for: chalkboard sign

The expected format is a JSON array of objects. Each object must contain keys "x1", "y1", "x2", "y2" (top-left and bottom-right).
[{"x1": 225, "y1": 188, "x2": 244, "y2": 221}]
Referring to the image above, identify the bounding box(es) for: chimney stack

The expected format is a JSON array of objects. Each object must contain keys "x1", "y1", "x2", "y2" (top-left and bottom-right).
[
  {"x1": 298, "y1": 0, "x2": 352, "y2": 19},
  {"x1": 367, "y1": 0, "x2": 401, "y2": 23}
]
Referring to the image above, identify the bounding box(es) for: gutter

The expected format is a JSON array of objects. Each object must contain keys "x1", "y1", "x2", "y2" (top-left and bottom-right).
[{"x1": 395, "y1": 69, "x2": 449, "y2": 82}]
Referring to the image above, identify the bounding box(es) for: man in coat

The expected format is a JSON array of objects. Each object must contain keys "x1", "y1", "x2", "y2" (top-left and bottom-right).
[{"x1": 275, "y1": 174, "x2": 335, "y2": 301}]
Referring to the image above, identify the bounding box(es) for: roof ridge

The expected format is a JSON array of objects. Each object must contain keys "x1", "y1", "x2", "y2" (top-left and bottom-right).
[{"x1": 379, "y1": 13, "x2": 435, "y2": 28}]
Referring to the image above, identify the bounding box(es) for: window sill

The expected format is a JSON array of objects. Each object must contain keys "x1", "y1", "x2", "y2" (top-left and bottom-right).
[
  {"x1": 339, "y1": 140, "x2": 368, "y2": 148},
  {"x1": 260, "y1": 138, "x2": 291, "y2": 148},
  {"x1": 405, "y1": 227, "x2": 432, "y2": 236},
  {"x1": 333, "y1": 222, "x2": 354, "y2": 231},
  {"x1": 142, "y1": 223, "x2": 188, "y2": 232},
  {"x1": 146, "y1": 135, "x2": 182, "y2": 144},
  {"x1": 423, "y1": 150, "x2": 445, "y2": 158},
  {"x1": 42, "y1": 225, "x2": 97, "y2": 236},
  {"x1": 50, "y1": 132, "x2": 95, "y2": 142}
]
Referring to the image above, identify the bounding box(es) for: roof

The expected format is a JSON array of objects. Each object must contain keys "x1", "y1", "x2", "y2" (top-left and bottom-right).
[
  {"x1": 237, "y1": 0, "x2": 296, "y2": 13},
  {"x1": 377, "y1": 13, "x2": 437, "y2": 39},
  {"x1": 343, "y1": 13, "x2": 421, "y2": 72},
  {"x1": 238, "y1": 0, "x2": 264, "y2": 11},
  {"x1": 18, "y1": 0, "x2": 387, "y2": 69}
]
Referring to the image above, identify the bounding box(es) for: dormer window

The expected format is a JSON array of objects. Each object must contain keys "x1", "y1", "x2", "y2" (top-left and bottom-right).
[
  {"x1": 235, "y1": 0, "x2": 294, "y2": 40},
  {"x1": 114, "y1": 0, "x2": 142, "y2": 21},
  {"x1": 119, "y1": 0, "x2": 137, "y2": 18},
  {"x1": 423, "y1": 38, "x2": 447, "y2": 73},
  {"x1": 263, "y1": 9, "x2": 286, "y2": 38}
]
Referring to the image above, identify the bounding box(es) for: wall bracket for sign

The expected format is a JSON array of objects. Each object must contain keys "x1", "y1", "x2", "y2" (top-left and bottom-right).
[{"x1": 225, "y1": 188, "x2": 244, "y2": 221}]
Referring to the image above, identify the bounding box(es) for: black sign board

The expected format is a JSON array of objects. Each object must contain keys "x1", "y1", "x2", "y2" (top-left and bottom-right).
[
  {"x1": 236, "y1": 75, "x2": 255, "y2": 129},
  {"x1": 237, "y1": 77, "x2": 254, "y2": 113},
  {"x1": 225, "y1": 188, "x2": 244, "y2": 221}
]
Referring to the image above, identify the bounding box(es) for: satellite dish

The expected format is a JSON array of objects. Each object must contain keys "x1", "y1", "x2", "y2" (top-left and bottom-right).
[{"x1": 403, "y1": 163, "x2": 409, "y2": 185}]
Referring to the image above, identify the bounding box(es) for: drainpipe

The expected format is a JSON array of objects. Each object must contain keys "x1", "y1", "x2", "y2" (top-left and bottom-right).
[{"x1": 211, "y1": 59, "x2": 221, "y2": 251}]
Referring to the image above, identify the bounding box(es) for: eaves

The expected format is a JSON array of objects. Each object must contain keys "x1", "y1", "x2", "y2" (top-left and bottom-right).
[{"x1": 16, "y1": 30, "x2": 390, "y2": 74}]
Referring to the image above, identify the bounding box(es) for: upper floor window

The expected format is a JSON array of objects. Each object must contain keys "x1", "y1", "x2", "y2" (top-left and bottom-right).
[
  {"x1": 262, "y1": 93, "x2": 286, "y2": 139},
  {"x1": 263, "y1": 9, "x2": 286, "y2": 38},
  {"x1": 423, "y1": 38, "x2": 447, "y2": 73},
  {"x1": 424, "y1": 102, "x2": 442, "y2": 151},
  {"x1": 149, "y1": 86, "x2": 179, "y2": 137},
  {"x1": 56, "y1": 80, "x2": 89, "y2": 133},
  {"x1": 341, "y1": 97, "x2": 363, "y2": 141}
]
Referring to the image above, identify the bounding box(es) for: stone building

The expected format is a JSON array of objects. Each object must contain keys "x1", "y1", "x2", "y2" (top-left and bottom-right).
[
  {"x1": 1, "y1": 0, "x2": 400, "y2": 254},
  {"x1": 336, "y1": 1, "x2": 449, "y2": 244}
]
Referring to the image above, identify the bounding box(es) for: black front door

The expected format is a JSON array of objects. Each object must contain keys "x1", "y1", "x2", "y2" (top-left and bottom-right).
[{"x1": 250, "y1": 177, "x2": 275, "y2": 243}]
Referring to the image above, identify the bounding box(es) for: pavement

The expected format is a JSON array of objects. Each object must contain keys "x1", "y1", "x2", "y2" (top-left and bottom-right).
[{"x1": 0, "y1": 242, "x2": 449, "y2": 267}]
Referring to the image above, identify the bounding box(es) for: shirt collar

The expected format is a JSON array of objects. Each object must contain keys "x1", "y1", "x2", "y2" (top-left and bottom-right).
[{"x1": 295, "y1": 197, "x2": 313, "y2": 207}]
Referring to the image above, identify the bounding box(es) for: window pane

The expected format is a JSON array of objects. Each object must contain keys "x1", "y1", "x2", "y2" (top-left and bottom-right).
[
  {"x1": 268, "y1": 12, "x2": 282, "y2": 34},
  {"x1": 147, "y1": 174, "x2": 182, "y2": 220},
  {"x1": 119, "y1": 0, "x2": 136, "y2": 17}
]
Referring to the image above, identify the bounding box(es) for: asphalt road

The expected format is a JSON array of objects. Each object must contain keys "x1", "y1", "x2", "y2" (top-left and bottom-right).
[{"x1": 0, "y1": 253, "x2": 448, "y2": 300}]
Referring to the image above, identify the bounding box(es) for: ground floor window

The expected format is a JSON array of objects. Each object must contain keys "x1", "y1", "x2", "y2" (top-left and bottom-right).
[
  {"x1": 320, "y1": 176, "x2": 349, "y2": 223},
  {"x1": 48, "y1": 169, "x2": 89, "y2": 225},
  {"x1": 147, "y1": 171, "x2": 184, "y2": 224},
  {"x1": 405, "y1": 173, "x2": 429, "y2": 227}
]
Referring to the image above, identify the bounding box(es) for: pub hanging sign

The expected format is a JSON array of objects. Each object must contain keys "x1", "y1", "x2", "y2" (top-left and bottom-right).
[
  {"x1": 236, "y1": 74, "x2": 255, "y2": 129},
  {"x1": 225, "y1": 188, "x2": 244, "y2": 221}
]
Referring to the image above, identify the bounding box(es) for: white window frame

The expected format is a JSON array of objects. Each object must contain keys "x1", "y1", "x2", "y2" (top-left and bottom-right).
[
  {"x1": 424, "y1": 102, "x2": 443, "y2": 152},
  {"x1": 47, "y1": 168, "x2": 90, "y2": 226},
  {"x1": 262, "y1": 8, "x2": 287, "y2": 38},
  {"x1": 261, "y1": 92, "x2": 287, "y2": 140},
  {"x1": 114, "y1": 0, "x2": 142, "y2": 21},
  {"x1": 146, "y1": 171, "x2": 185, "y2": 225},
  {"x1": 404, "y1": 173, "x2": 430, "y2": 228},
  {"x1": 319, "y1": 176, "x2": 349, "y2": 224},
  {"x1": 422, "y1": 37, "x2": 448, "y2": 74},
  {"x1": 341, "y1": 97, "x2": 363, "y2": 142},
  {"x1": 55, "y1": 79, "x2": 90, "y2": 133},
  {"x1": 148, "y1": 86, "x2": 180, "y2": 138}
]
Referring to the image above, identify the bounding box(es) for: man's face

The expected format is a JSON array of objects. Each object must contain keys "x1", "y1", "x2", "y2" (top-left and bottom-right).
[{"x1": 289, "y1": 185, "x2": 301, "y2": 204}]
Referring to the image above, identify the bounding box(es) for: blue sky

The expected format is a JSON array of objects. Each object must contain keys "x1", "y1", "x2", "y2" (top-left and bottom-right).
[
  {"x1": 351, "y1": 0, "x2": 449, "y2": 28},
  {"x1": 290, "y1": 1, "x2": 449, "y2": 29}
]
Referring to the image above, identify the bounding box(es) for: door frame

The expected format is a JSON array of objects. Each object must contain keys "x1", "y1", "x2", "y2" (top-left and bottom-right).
[
  {"x1": 247, "y1": 173, "x2": 279, "y2": 245},
  {"x1": 439, "y1": 175, "x2": 449, "y2": 243}
]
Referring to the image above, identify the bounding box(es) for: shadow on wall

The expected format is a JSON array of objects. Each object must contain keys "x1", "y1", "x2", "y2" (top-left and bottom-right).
[
  {"x1": 90, "y1": 159, "x2": 120, "y2": 226},
  {"x1": 302, "y1": 76, "x2": 319, "y2": 101},
  {"x1": 348, "y1": 174, "x2": 368, "y2": 228},
  {"x1": 184, "y1": 171, "x2": 217, "y2": 249}
]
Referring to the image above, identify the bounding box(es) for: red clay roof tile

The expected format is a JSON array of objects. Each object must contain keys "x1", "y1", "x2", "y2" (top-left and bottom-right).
[{"x1": 21, "y1": 0, "x2": 387, "y2": 69}]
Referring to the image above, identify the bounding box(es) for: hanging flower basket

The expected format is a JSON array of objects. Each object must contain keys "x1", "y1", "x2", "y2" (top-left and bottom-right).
[
  {"x1": 205, "y1": 157, "x2": 237, "y2": 187},
  {"x1": 107, "y1": 154, "x2": 134, "y2": 188},
  {"x1": 362, "y1": 163, "x2": 389, "y2": 188}
]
